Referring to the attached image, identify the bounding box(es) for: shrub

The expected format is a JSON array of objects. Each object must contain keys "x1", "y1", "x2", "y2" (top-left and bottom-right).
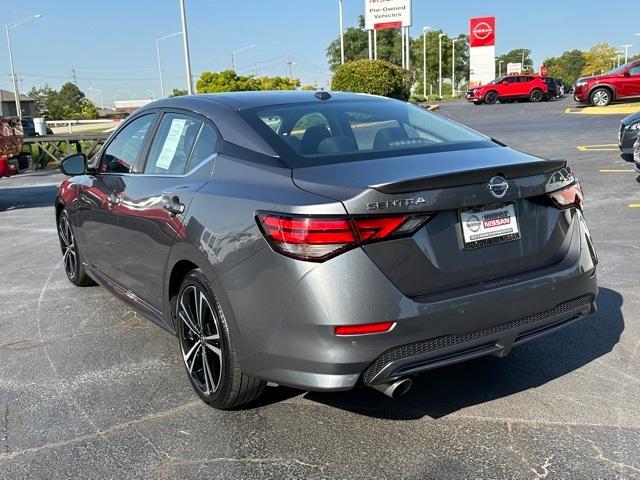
[{"x1": 331, "y1": 60, "x2": 413, "y2": 101}]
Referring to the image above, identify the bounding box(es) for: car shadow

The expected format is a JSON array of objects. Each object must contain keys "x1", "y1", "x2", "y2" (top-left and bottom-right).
[
  {"x1": 256, "y1": 287, "x2": 623, "y2": 420},
  {"x1": 0, "y1": 184, "x2": 58, "y2": 212}
]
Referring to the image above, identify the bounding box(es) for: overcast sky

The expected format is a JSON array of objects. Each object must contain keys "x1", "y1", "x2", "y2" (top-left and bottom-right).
[{"x1": 0, "y1": 0, "x2": 636, "y2": 105}]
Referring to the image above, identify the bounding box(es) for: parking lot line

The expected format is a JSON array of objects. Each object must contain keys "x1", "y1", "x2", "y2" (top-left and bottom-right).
[
  {"x1": 598, "y1": 169, "x2": 635, "y2": 173},
  {"x1": 577, "y1": 144, "x2": 619, "y2": 152},
  {"x1": 630, "y1": 204, "x2": 640, "y2": 208}
]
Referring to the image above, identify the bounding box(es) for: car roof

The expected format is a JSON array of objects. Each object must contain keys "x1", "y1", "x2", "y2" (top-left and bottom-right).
[{"x1": 152, "y1": 90, "x2": 389, "y2": 111}]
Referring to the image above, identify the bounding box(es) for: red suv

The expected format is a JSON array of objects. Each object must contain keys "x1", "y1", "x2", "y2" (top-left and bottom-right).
[
  {"x1": 466, "y1": 75, "x2": 548, "y2": 105},
  {"x1": 574, "y1": 61, "x2": 640, "y2": 107}
]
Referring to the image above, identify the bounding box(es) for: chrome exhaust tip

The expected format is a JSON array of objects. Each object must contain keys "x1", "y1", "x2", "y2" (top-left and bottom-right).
[{"x1": 370, "y1": 378, "x2": 413, "y2": 399}]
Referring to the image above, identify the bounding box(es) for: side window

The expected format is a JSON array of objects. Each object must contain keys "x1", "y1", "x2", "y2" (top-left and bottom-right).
[
  {"x1": 503, "y1": 77, "x2": 517, "y2": 84},
  {"x1": 187, "y1": 124, "x2": 219, "y2": 169},
  {"x1": 144, "y1": 113, "x2": 201, "y2": 174},
  {"x1": 628, "y1": 66, "x2": 640, "y2": 76},
  {"x1": 101, "y1": 114, "x2": 155, "y2": 173}
]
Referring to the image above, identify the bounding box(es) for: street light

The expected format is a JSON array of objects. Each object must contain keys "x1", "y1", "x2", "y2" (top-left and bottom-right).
[
  {"x1": 178, "y1": 0, "x2": 194, "y2": 94},
  {"x1": 338, "y1": 0, "x2": 345, "y2": 65},
  {"x1": 6, "y1": 14, "x2": 41, "y2": 119},
  {"x1": 422, "y1": 26, "x2": 431, "y2": 98},
  {"x1": 621, "y1": 44, "x2": 633, "y2": 64},
  {"x1": 451, "y1": 38, "x2": 459, "y2": 97},
  {"x1": 231, "y1": 45, "x2": 254, "y2": 73},
  {"x1": 156, "y1": 31, "x2": 182, "y2": 99},
  {"x1": 438, "y1": 33, "x2": 446, "y2": 98}
]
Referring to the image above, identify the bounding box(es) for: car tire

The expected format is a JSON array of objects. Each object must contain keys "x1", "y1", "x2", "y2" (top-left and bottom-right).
[
  {"x1": 530, "y1": 89, "x2": 543, "y2": 103},
  {"x1": 57, "y1": 209, "x2": 96, "y2": 287},
  {"x1": 484, "y1": 91, "x2": 498, "y2": 104},
  {"x1": 590, "y1": 88, "x2": 612, "y2": 107},
  {"x1": 176, "y1": 269, "x2": 266, "y2": 409},
  {"x1": 473, "y1": 101, "x2": 484, "y2": 105}
]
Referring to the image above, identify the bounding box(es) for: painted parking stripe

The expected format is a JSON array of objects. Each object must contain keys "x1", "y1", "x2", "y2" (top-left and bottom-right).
[
  {"x1": 630, "y1": 204, "x2": 640, "y2": 208},
  {"x1": 577, "y1": 144, "x2": 619, "y2": 152},
  {"x1": 598, "y1": 169, "x2": 635, "y2": 173}
]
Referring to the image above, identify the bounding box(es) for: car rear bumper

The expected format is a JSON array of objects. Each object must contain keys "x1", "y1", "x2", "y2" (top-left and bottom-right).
[{"x1": 221, "y1": 209, "x2": 598, "y2": 391}]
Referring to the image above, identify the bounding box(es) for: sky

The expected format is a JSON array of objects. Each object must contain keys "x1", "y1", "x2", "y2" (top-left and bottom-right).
[{"x1": 0, "y1": 0, "x2": 638, "y2": 107}]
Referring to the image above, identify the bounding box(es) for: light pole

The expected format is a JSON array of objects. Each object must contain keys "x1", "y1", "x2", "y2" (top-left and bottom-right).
[
  {"x1": 438, "y1": 33, "x2": 446, "y2": 98},
  {"x1": 451, "y1": 38, "x2": 459, "y2": 97},
  {"x1": 498, "y1": 60, "x2": 504, "y2": 76},
  {"x1": 179, "y1": 0, "x2": 194, "y2": 94},
  {"x1": 156, "y1": 32, "x2": 182, "y2": 99},
  {"x1": 621, "y1": 45, "x2": 633, "y2": 64},
  {"x1": 231, "y1": 45, "x2": 254, "y2": 73},
  {"x1": 6, "y1": 14, "x2": 41, "y2": 119},
  {"x1": 422, "y1": 26, "x2": 431, "y2": 97},
  {"x1": 338, "y1": 0, "x2": 345, "y2": 65}
]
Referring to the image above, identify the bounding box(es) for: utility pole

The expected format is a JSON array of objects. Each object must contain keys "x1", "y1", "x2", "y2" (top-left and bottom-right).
[
  {"x1": 401, "y1": 28, "x2": 405, "y2": 68},
  {"x1": 438, "y1": 33, "x2": 445, "y2": 98},
  {"x1": 621, "y1": 44, "x2": 632, "y2": 64},
  {"x1": 287, "y1": 55, "x2": 293, "y2": 81},
  {"x1": 451, "y1": 38, "x2": 458, "y2": 97},
  {"x1": 71, "y1": 67, "x2": 78, "y2": 86},
  {"x1": 178, "y1": 0, "x2": 194, "y2": 94},
  {"x1": 423, "y1": 27, "x2": 431, "y2": 98}
]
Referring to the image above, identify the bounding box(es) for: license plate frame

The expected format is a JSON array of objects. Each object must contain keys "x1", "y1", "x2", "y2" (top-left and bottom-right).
[{"x1": 459, "y1": 202, "x2": 521, "y2": 249}]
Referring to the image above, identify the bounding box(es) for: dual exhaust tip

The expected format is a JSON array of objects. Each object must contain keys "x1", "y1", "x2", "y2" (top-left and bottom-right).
[{"x1": 370, "y1": 377, "x2": 413, "y2": 399}]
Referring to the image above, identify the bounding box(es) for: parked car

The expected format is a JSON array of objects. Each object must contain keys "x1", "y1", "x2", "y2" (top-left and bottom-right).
[
  {"x1": 55, "y1": 91, "x2": 598, "y2": 409},
  {"x1": 467, "y1": 75, "x2": 548, "y2": 104},
  {"x1": 618, "y1": 111, "x2": 640, "y2": 160},
  {"x1": 544, "y1": 77, "x2": 561, "y2": 100},
  {"x1": 555, "y1": 79, "x2": 568, "y2": 96},
  {"x1": 0, "y1": 156, "x2": 16, "y2": 178},
  {"x1": 574, "y1": 60, "x2": 640, "y2": 106},
  {"x1": 634, "y1": 136, "x2": 640, "y2": 174}
]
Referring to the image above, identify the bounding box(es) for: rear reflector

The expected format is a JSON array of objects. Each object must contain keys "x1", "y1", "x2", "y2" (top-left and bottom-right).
[
  {"x1": 256, "y1": 212, "x2": 430, "y2": 261},
  {"x1": 335, "y1": 321, "x2": 395, "y2": 336}
]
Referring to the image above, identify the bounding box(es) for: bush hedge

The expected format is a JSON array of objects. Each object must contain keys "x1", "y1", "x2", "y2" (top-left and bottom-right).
[{"x1": 331, "y1": 60, "x2": 413, "y2": 101}]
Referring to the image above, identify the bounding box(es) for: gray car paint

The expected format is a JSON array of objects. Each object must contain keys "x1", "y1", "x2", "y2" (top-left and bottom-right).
[{"x1": 56, "y1": 91, "x2": 598, "y2": 392}]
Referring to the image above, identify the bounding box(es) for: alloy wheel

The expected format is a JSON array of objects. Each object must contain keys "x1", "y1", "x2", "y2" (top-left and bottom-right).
[
  {"x1": 58, "y1": 215, "x2": 77, "y2": 279},
  {"x1": 592, "y1": 90, "x2": 610, "y2": 106},
  {"x1": 178, "y1": 285, "x2": 223, "y2": 396}
]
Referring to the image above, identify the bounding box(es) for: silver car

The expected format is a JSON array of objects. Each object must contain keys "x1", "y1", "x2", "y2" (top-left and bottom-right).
[{"x1": 55, "y1": 91, "x2": 598, "y2": 409}]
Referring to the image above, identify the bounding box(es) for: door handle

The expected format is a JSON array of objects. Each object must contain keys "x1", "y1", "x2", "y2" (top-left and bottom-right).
[
  {"x1": 108, "y1": 193, "x2": 121, "y2": 206},
  {"x1": 163, "y1": 196, "x2": 185, "y2": 215}
]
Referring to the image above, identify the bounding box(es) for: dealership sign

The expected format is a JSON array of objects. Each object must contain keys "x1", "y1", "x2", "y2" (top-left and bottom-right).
[
  {"x1": 469, "y1": 16, "x2": 496, "y2": 88},
  {"x1": 364, "y1": 0, "x2": 412, "y2": 30},
  {"x1": 469, "y1": 17, "x2": 495, "y2": 47},
  {"x1": 507, "y1": 63, "x2": 522, "y2": 75}
]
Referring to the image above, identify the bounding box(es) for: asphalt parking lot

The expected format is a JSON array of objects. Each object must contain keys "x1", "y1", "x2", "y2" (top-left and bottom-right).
[{"x1": 1, "y1": 96, "x2": 639, "y2": 480}]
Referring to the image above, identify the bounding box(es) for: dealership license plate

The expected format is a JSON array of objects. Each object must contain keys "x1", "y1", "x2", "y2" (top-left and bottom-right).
[{"x1": 460, "y1": 203, "x2": 520, "y2": 248}]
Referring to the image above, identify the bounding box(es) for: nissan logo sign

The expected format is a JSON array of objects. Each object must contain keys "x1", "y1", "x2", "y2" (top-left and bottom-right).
[
  {"x1": 472, "y1": 22, "x2": 493, "y2": 40},
  {"x1": 488, "y1": 176, "x2": 509, "y2": 199}
]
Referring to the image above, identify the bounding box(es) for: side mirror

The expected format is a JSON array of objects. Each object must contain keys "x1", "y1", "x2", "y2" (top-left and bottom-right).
[{"x1": 60, "y1": 153, "x2": 87, "y2": 176}]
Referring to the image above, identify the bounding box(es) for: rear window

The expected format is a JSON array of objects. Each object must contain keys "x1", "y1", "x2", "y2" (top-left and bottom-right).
[{"x1": 243, "y1": 99, "x2": 489, "y2": 167}]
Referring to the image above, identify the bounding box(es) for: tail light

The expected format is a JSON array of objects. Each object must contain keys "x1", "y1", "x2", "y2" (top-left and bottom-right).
[
  {"x1": 256, "y1": 212, "x2": 430, "y2": 261},
  {"x1": 548, "y1": 181, "x2": 583, "y2": 210}
]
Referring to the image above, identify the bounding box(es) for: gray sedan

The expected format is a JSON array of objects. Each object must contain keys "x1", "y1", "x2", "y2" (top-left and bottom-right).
[{"x1": 55, "y1": 91, "x2": 598, "y2": 409}]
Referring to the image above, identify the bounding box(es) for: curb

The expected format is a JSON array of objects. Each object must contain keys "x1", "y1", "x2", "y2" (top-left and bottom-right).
[
  {"x1": 565, "y1": 106, "x2": 640, "y2": 115},
  {"x1": 426, "y1": 104, "x2": 440, "y2": 112}
]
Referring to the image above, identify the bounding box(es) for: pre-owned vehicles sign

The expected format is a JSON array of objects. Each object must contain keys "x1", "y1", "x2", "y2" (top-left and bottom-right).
[
  {"x1": 469, "y1": 17, "x2": 495, "y2": 47},
  {"x1": 364, "y1": 0, "x2": 412, "y2": 30}
]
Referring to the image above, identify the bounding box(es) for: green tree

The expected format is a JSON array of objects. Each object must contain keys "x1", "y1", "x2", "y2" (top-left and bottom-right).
[
  {"x1": 196, "y1": 70, "x2": 261, "y2": 93},
  {"x1": 496, "y1": 49, "x2": 534, "y2": 74},
  {"x1": 258, "y1": 76, "x2": 300, "y2": 90},
  {"x1": 331, "y1": 59, "x2": 412, "y2": 101},
  {"x1": 27, "y1": 85, "x2": 55, "y2": 116},
  {"x1": 78, "y1": 98, "x2": 99, "y2": 119},
  {"x1": 542, "y1": 49, "x2": 586, "y2": 84},
  {"x1": 169, "y1": 88, "x2": 188, "y2": 97},
  {"x1": 582, "y1": 43, "x2": 619, "y2": 76},
  {"x1": 301, "y1": 84, "x2": 318, "y2": 90}
]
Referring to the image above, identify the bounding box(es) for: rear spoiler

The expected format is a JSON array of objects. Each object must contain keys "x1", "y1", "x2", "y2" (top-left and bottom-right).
[{"x1": 373, "y1": 159, "x2": 567, "y2": 195}]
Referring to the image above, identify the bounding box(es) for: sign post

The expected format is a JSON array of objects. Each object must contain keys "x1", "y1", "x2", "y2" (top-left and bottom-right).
[
  {"x1": 540, "y1": 65, "x2": 548, "y2": 77},
  {"x1": 364, "y1": 0, "x2": 412, "y2": 67},
  {"x1": 469, "y1": 16, "x2": 496, "y2": 88}
]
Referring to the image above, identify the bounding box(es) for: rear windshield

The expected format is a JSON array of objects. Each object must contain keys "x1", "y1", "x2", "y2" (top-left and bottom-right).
[{"x1": 241, "y1": 99, "x2": 490, "y2": 167}]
